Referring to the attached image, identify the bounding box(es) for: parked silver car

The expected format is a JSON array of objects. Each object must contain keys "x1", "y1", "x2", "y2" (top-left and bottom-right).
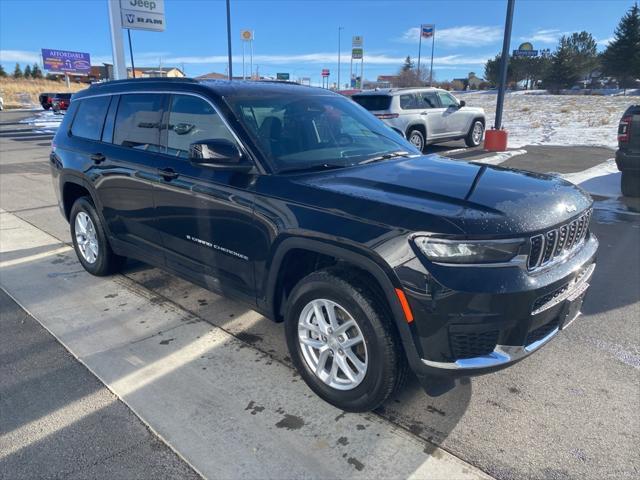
[{"x1": 352, "y1": 88, "x2": 485, "y2": 151}]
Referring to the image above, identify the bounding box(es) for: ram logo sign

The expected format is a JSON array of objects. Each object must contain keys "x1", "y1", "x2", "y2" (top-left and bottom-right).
[{"x1": 120, "y1": 0, "x2": 165, "y2": 32}]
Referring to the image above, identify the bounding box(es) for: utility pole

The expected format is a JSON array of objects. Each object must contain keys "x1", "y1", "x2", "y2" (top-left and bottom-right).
[
  {"x1": 495, "y1": 0, "x2": 515, "y2": 129},
  {"x1": 127, "y1": 29, "x2": 136, "y2": 78},
  {"x1": 226, "y1": 0, "x2": 233, "y2": 80},
  {"x1": 337, "y1": 26, "x2": 343, "y2": 90}
]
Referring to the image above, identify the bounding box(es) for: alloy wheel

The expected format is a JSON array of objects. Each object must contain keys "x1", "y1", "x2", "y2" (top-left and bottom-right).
[
  {"x1": 75, "y1": 212, "x2": 99, "y2": 264},
  {"x1": 297, "y1": 299, "x2": 368, "y2": 390}
]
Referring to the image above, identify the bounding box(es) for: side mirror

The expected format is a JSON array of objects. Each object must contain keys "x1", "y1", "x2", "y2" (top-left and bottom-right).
[
  {"x1": 189, "y1": 139, "x2": 251, "y2": 171},
  {"x1": 458, "y1": 100, "x2": 466, "y2": 108}
]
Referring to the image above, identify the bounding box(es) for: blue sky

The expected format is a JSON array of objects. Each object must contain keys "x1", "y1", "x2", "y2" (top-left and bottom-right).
[{"x1": 0, "y1": 0, "x2": 632, "y2": 86}]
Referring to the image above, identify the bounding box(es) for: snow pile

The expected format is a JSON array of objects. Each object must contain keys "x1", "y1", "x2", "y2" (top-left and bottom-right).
[
  {"x1": 457, "y1": 92, "x2": 630, "y2": 148},
  {"x1": 20, "y1": 110, "x2": 63, "y2": 133}
]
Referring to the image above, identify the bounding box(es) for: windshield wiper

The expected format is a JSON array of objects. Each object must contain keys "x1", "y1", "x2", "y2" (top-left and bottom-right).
[
  {"x1": 280, "y1": 163, "x2": 347, "y2": 174},
  {"x1": 358, "y1": 151, "x2": 411, "y2": 165}
]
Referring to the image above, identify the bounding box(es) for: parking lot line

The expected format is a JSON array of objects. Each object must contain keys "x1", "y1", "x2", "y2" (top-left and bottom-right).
[{"x1": 0, "y1": 210, "x2": 493, "y2": 480}]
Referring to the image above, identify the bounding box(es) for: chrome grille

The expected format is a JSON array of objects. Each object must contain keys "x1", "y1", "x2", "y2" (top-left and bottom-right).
[{"x1": 527, "y1": 210, "x2": 592, "y2": 270}]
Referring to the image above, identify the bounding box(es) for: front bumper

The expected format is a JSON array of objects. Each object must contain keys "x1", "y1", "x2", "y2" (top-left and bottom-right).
[{"x1": 395, "y1": 234, "x2": 598, "y2": 377}]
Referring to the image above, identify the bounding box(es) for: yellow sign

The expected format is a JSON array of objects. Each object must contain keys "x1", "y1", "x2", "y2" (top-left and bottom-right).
[
  {"x1": 241, "y1": 30, "x2": 253, "y2": 41},
  {"x1": 518, "y1": 42, "x2": 534, "y2": 51}
]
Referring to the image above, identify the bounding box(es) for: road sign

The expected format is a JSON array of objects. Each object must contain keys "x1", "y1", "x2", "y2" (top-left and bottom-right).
[
  {"x1": 518, "y1": 42, "x2": 534, "y2": 51},
  {"x1": 513, "y1": 49, "x2": 538, "y2": 57},
  {"x1": 241, "y1": 30, "x2": 254, "y2": 41},
  {"x1": 321, "y1": 69, "x2": 330, "y2": 77},
  {"x1": 276, "y1": 73, "x2": 290, "y2": 80},
  {"x1": 120, "y1": 0, "x2": 165, "y2": 32},
  {"x1": 352, "y1": 36, "x2": 363, "y2": 47},
  {"x1": 351, "y1": 48, "x2": 363, "y2": 60},
  {"x1": 41, "y1": 49, "x2": 91, "y2": 74}
]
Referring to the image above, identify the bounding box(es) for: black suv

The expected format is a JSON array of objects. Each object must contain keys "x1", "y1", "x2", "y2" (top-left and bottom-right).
[
  {"x1": 50, "y1": 78, "x2": 598, "y2": 411},
  {"x1": 616, "y1": 105, "x2": 640, "y2": 196}
]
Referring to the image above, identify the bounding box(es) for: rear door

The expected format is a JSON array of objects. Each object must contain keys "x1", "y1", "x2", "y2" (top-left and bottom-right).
[
  {"x1": 152, "y1": 93, "x2": 259, "y2": 303},
  {"x1": 437, "y1": 91, "x2": 468, "y2": 136},
  {"x1": 92, "y1": 93, "x2": 168, "y2": 263},
  {"x1": 417, "y1": 91, "x2": 447, "y2": 138}
]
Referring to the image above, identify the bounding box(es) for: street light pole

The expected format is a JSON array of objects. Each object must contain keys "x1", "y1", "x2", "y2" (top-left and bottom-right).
[
  {"x1": 226, "y1": 0, "x2": 233, "y2": 80},
  {"x1": 337, "y1": 27, "x2": 343, "y2": 90},
  {"x1": 495, "y1": 0, "x2": 515, "y2": 129}
]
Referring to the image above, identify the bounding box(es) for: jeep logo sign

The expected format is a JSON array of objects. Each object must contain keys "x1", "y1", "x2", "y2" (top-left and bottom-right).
[{"x1": 120, "y1": 0, "x2": 165, "y2": 31}]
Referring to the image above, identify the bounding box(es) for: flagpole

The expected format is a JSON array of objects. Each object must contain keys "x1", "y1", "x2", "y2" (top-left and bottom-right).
[
  {"x1": 417, "y1": 25, "x2": 423, "y2": 82},
  {"x1": 429, "y1": 26, "x2": 435, "y2": 86}
]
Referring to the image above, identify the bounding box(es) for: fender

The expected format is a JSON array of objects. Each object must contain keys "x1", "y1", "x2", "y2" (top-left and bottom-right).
[
  {"x1": 261, "y1": 236, "x2": 425, "y2": 374},
  {"x1": 58, "y1": 172, "x2": 113, "y2": 235},
  {"x1": 405, "y1": 122, "x2": 427, "y2": 142}
]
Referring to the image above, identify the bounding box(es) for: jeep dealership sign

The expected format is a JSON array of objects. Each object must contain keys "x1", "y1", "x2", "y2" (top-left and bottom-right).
[
  {"x1": 120, "y1": 0, "x2": 165, "y2": 32},
  {"x1": 41, "y1": 49, "x2": 91, "y2": 74}
]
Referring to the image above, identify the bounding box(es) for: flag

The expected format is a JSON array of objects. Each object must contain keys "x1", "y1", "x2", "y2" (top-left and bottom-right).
[{"x1": 421, "y1": 24, "x2": 435, "y2": 39}]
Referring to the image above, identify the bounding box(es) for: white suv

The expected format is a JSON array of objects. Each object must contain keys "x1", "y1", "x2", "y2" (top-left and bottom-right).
[{"x1": 352, "y1": 88, "x2": 485, "y2": 151}]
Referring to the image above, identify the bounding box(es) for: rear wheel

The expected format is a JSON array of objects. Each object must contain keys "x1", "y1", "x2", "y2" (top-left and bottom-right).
[
  {"x1": 408, "y1": 128, "x2": 425, "y2": 152},
  {"x1": 284, "y1": 269, "x2": 407, "y2": 412},
  {"x1": 70, "y1": 197, "x2": 126, "y2": 276},
  {"x1": 465, "y1": 120, "x2": 484, "y2": 147},
  {"x1": 621, "y1": 171, "x2": 640, "y2": 197}
]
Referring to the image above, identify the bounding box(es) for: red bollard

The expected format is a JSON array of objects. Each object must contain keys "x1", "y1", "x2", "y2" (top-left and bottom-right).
[{"x1": 484, "y1": 128, "x2": 508, "y2": 152}]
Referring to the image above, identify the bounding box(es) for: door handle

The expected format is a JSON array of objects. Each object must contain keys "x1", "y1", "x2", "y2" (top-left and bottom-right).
[
  {"x1": 90, "y1": 153, "x2": 106, "y2": 164},
  {"x1": 159, "y1": 168, "x2": 179, "y2": 180}
]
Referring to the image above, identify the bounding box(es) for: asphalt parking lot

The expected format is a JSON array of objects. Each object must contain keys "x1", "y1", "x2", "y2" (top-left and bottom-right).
[{"x1": 1, "y1": 109, "x2": 639, "y2": 479}]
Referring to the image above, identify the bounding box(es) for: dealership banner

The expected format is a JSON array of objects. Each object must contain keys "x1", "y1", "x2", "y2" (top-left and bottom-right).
[{"x1": 41, "y1": 49, "x2": 91, "y2": 74}]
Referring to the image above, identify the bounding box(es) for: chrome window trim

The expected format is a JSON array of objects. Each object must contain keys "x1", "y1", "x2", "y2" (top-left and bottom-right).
[{"x1": 75, "y1": 90, "x2": 265, "y2": 174}]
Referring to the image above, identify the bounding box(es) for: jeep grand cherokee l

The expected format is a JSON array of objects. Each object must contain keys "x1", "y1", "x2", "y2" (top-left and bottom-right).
[
  {"x1": 50, "y1": 79, "x2": 597, "y2": 412},
  {"x1": 352, "y1": 88, "x2": 485, "y2": 151}
]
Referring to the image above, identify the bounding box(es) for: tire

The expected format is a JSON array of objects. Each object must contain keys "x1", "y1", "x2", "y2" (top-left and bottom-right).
[
  {"x1": 284, "y1": 269, "x2": 407, "y2": 412},
  {"x1": 621, "y1": 171, "x2": 640, "y2": 197},
  {"x1": 465, "y1": 119, "x2": 484, "y2": 147},
  {"x1": 407, "y1": 128, "x2": 425, "y2": 152},
  {"x1": 70, "y1": 196, "x2": 126, "y2": 276}
]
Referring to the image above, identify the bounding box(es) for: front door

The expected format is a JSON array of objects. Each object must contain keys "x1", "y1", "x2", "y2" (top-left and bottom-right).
[
  {"x1": 437, "y1": 91, "x2": 468, "y2": 136},
  {"x1": 153, "y1": 93, "x2": 259, "y2": 303}
]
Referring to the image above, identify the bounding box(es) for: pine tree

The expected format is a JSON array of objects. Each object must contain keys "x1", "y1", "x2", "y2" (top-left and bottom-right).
[
  {"x1": 13, "y1": 63, "x2": 23, "y2": 79},
  {"x1": 544, "y1": 36, "x2": 582, "y2": 92},
  {"x1": 0, "y1": 65, "x2": 6, "y2": 77},
  {"x1": 32, "y1": 63, "x2": 43, "y2": 79},
  {"x1": 602, "y1": 3, "x2": 640, "y2": 90},
  {"x1": 24, "y1": 65, "x2": 32, "y2": 78}
]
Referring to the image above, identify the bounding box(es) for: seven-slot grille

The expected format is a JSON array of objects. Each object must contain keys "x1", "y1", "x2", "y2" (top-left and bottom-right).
[{"x1": 527, "y1": 209, "x2": 592, "y2": 270}]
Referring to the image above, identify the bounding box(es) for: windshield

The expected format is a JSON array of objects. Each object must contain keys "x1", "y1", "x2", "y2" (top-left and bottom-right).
[{"x1": 225, "y1": 91, "x2": 418, "y2": 173}]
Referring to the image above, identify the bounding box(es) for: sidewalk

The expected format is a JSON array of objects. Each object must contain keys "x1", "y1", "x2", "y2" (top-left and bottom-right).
[
  {"x1": 0, "y1": 209, "x2": 492, "y2": 480},
  {"x1": 0, "y1": 289, "x2": 200, "y2": 479}
]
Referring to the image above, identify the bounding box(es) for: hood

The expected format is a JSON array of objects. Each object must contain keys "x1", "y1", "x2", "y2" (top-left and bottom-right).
[{"x1": 293, "y1": 155, "x2": 592, "y2": 236}]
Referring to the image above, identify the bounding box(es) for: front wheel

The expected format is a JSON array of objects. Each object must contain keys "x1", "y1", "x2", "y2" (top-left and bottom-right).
[
  {"x1": 465, "y1": 120, "x2": 484, "y2": 147},
  {"x1": 284, "y1": 269, "x2": 407, "y2": 412},
  {"x1": 70, "y1": 197, "x2": 126, "y2": 276}
]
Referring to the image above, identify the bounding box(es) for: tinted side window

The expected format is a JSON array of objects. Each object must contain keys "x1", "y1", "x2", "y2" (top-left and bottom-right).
[
  {"x1": 421, "y1": 92, "x2": 439, "y2": 108},
  {"x1": 70, "y1": 96, "x2": 110, "y2": 141},
  {"x1": 400, "y1": 94, "x2": 419, "y2": 109},
  {"x1": 437, "y1": 92, "x2": 458, "y2": 108},
  {"x1": 166, "y1": 94, "x2": 237, "y2": 158},
  {"x1": 114, "y1": 94, "x2": 165, "y2": 152}
]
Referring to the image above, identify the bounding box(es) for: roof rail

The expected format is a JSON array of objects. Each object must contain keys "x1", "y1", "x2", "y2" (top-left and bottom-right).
[{"x1": 89, "y1": 77, "x2": 199, "y2": 88}]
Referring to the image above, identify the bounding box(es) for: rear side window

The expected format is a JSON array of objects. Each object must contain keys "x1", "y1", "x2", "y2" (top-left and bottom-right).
[
  {"x1": 352, "y1": 95, "x2": 392, "y2": 111},
  {"x1": 400, "y1": 94, "x2": 419, "y2": 109},
  {"x1": 70, "y1": 96, "x2": 110, "y2": 141},
  {"x1": 114, "y1": 94, "x2": 165, "y2": 152},
  {"x1": 166, "y1": 94, "x2": 238, "y2": 158}
]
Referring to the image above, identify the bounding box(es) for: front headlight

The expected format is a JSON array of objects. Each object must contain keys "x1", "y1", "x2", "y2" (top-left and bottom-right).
[{"x1": 413, "y1": 237, "x2": 524, "y2": 264}]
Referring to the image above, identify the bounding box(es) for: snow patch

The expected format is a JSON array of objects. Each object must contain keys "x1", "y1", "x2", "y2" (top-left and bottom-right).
[{"x1": 472, "y1": 149, "x2": 528, "y2": 166}]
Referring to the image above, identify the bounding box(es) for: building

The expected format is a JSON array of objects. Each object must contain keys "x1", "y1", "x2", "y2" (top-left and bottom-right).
[
  {"x1": 195, "y1": 72, "x2": 227, "y2": 80},
  {"x1": 127, "y1": 67, "x2": 185, "y2": 78}
]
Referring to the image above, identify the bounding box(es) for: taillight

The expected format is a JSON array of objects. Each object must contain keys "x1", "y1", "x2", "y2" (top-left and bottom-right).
[
  {"x1": 374, "y1": 113, "x2": 399, "y2": 119},
  {"x1": 618, "y1": 115, "x2": 632, "y2": 143}
]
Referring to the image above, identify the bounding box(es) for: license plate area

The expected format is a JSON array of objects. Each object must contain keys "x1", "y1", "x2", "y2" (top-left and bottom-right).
[{"x1": 560, "y1": 280, "x2": 589, "y2": 330}]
